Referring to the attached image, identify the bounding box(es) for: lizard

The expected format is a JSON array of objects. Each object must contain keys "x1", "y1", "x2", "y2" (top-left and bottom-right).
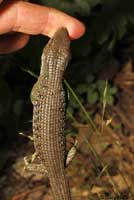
[{"x1": 24, "y1": 27, "x2": 76, "y2": 200}]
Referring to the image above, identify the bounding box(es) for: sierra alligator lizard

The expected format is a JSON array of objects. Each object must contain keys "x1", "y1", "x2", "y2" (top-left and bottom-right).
[{"x1": 25, "y1": 28, "x2": 75, "y2": 200}]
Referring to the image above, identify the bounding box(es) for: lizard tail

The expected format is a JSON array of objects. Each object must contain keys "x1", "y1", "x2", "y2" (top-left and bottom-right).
[{"x1": 49, "y1": 173, "x2": 72, "y2": 200}]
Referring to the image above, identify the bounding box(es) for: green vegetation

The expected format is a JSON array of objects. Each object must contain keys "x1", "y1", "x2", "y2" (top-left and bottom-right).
[{"x1": 69, "y1": 75, "x2": 117, "y2": 108}]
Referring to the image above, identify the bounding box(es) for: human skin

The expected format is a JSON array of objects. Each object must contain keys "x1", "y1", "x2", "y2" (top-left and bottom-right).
[{"x1": 0, "y1": 0, "x2": 85, "y2": 54}]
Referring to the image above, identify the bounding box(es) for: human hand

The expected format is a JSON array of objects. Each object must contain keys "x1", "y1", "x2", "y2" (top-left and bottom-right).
[{"x1": 0, "y1": 0, "x2": 85, "y2": 54}]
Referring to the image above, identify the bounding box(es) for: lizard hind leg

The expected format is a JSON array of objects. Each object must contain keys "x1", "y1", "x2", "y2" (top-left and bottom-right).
[
  {"x1": 24, "y1": 153, "x2": 47, "y2": 174},
  {"x1": 66, "y1": 139, "x2": 78, "y2": 167}
]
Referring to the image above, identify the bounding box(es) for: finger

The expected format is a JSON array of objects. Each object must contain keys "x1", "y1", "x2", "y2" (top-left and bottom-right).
[
  {"x1": 0, "y1": 1, "x2": 85, "y2": 39},
  {"x1": 0, "y1": 33, "x2": 29, "y2": 54}
]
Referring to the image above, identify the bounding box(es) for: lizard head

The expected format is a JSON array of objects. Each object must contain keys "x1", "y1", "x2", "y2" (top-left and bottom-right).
[{"x1": 41, "y1": 27, "x2": 71, "y2": 77}]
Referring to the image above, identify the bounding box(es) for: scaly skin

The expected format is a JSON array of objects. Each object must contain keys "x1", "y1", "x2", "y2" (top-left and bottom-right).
[{"x1": 30, "y1": 28, "x2": 71, "y2": 200}]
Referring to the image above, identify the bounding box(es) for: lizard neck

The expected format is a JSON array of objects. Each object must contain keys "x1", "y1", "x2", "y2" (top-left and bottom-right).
[{"x1": 48, "y1": 68, "x2": 64, "y2": 90}]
